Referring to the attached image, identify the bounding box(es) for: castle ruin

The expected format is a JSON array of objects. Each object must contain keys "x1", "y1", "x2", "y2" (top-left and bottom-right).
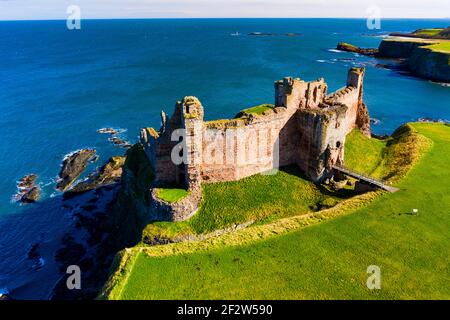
[{"x1": 140, "y1": 67, "x2": 371, "y2": 221}]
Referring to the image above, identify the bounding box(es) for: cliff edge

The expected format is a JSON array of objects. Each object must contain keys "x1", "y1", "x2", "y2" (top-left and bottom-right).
[{"x1": 379, "y1": 37, "x2": 450, "y2": 82}]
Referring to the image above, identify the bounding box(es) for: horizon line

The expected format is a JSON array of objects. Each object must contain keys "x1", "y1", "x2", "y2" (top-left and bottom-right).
[{"x1": 1, "y1": 17, "x2": 449, "y2": 22}]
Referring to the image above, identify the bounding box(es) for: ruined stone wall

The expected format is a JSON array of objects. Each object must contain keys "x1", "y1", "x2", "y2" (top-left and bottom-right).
[
  {"x1": 295, "y1": 103, "x2": 348, "y2": 181},
  {"x1": 275, "y1": 77, "x2": 328, "y2": 110},
  {"x1": 200, "y1": 107, "x2": 300, "y2": 183},
  {"x1": 327, "y1": 87, "x2": 359, "y2": 133}
]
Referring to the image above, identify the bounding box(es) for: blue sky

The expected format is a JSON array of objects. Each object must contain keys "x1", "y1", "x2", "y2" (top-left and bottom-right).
[{"x1": 1, "y1": 0, "x2": 449, "y2": 20}]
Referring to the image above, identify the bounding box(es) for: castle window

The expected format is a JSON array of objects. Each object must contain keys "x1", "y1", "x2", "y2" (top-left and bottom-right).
[
  {"x1": 313, "y1": 87, "x2": 318, "y2": 102},
  {"x1": 336, "y1": 141, "x2": 341, "y2": 148}
]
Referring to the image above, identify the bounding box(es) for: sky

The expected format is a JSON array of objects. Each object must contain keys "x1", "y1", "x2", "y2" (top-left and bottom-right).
[{"x1": 0, "y1": 0, "x2": 449, "y2": 20}]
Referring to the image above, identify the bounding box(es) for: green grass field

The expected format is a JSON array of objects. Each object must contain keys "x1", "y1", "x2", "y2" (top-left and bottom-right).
[
  {"x1": 110, "y1": 123, "x2": 449, "y2": 299},
  {"x1": 413, "y1": 28, "x2": 444, "y2": 37},
  {"x1": 424, "y1": 41, "x2": 450, "y2": 53}
]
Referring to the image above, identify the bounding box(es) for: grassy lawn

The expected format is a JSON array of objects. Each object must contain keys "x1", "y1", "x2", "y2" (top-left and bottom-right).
[
  {"x1": 413, "y1": 28, "x2": 444, "y2": 37},
  {"x1": 113, "y1": 123, "x2": 449, "y2": 299},
  {"x1": 155, "y1": 187, "x2": 189, "y2": 203}
]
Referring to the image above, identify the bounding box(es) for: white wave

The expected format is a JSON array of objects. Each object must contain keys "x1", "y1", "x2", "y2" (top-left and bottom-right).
[{"x1": 328, "y1": 49, "x2": 343, "y2": 53}]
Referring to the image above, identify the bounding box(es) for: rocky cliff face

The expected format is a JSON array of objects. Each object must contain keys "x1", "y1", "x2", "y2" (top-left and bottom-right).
[
  {"x1": 57, "y1": 149, "x2": 97, "y2": 191},
  {"x1": 378, "y1": 39, "x2": 433, "y2": 58},
  {"x1": 408, "y1": 46, "x2": 450, "y2": 83},
  {"x1": 378, "y1": 39, "x2": 450, "y2": 82},
  {"x1": 109, "y1": 144, "x2": 153, "y2": 247}
]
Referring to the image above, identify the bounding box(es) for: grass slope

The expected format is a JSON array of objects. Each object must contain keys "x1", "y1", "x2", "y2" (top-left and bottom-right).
[
  {"x1": 424, "y1": 42, "x2": 450, "y2": 53},
  {"x1": 113, "y1": 123, "x2": 449, "y2": 299},
  {"x1": 413, "y1": 28, "x2": 444, "y2": 38},
  {"x1": 142, "y1": 166, "x2": 345, "y2": 240}
]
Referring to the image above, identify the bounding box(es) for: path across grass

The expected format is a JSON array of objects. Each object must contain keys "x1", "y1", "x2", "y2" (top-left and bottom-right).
[{"x1": 113, "y1": 123, "x2": 450, "y2": 299}]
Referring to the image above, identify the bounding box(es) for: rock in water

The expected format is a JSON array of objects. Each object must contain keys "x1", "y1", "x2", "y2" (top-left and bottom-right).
[
  {"x1": 21, "y1": 186, "x2": 41, "y2": 203},
  {"x1": 108, "y1": 136, "x2": 132, "y2": 149},
  {"x1": 67, "y1": 156, "x2": 125, "y2": 194},
  {"x1": 18, "y1": 174, "x2": 37, "y2": 189},
  {"x1": 97, "y1": 127, "x2": 118, "y2": 135},
  {"x1": 16, "y1": 174, "x2": 40, "y2": 203},
  {"x1": 57, "y1": 149, "x2": 97, "y2": 192},
  {"x1": 336, "y1": 42, "x2": 379, "y2": 56}
]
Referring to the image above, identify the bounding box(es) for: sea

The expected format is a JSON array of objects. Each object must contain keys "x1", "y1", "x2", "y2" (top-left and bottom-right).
[{"x1": 0, "y1": 18, "x2": 449, "y2": 299}]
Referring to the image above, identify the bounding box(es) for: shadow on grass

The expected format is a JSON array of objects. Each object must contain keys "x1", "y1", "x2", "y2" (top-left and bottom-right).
[{"x1": 279, "y1": 165, "x2": 358, "y2": 200}]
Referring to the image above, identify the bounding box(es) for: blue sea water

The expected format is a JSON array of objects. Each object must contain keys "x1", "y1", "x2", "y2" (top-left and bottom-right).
[{"x1": 0, "y1": 18, "x2": 449, "y2": 299}]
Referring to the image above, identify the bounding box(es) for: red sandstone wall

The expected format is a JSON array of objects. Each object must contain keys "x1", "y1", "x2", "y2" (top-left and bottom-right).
[{"x1": 200, "y1": 108, "x2": 300, "y2": 183}]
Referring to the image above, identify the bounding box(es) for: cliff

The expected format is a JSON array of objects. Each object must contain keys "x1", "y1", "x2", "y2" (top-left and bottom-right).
[
  {"x1": 378, "y1": 38, "x2": 450, "y2": 82},
  {"x1": 378, "y1": 38, "x2": 432, "y2": 58},
  {"x1": 407, "y1": 44, "x2": 450, "y2": 82},
  {"x1": 108, "y1": 144, "x2": 153, "y2": 247}
]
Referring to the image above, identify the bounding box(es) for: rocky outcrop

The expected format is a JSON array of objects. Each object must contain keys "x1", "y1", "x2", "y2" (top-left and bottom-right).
[
  {"x1": 378, "y1": 39, "x2": 433, "y2": 59},
  {"x1": 108, "y1": 136, "x2": 132, "y2": 149},
  {"x1": 66, "y1": 156, "x2": 125, "y2": 194},
  {"x1": 337, "y1": 42, "x2": 378, "y2": 56},
  {"x1": 378, "y1": 39, "x2": 450, "y2": 82},
  {"x1": 109, "y1": 144, "x2": 154, "y2": 247},
  {"x1": 97, "y1": 127, "x2": 119, "y2": 135},
  {"x1": 407, "y1": 46, "x2": 450, "y2": 83},
  {"x1": 56, "y1": 149, "x2": 97, "y2": 192},
  {"x1": 16, "y1": 174, "x2": 41, "y2": 203},
  {"x1": 97, "y1": 127, "x2": 132, "y2": 149},
  {"x1": 21, "y1": 186, "x2": 41, "y2": 203},
  {"x1": 18, "y1": 174, "x2": 37, "y2": 189}
]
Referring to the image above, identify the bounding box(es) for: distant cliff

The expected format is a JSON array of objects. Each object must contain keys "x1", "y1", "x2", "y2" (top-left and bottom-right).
[
  {"x1": 336, "y1": 26, "x2": 450, "y2": 83},
  {"x1": 378, "y1": 39, "x2": 450, "y2": 82}
]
